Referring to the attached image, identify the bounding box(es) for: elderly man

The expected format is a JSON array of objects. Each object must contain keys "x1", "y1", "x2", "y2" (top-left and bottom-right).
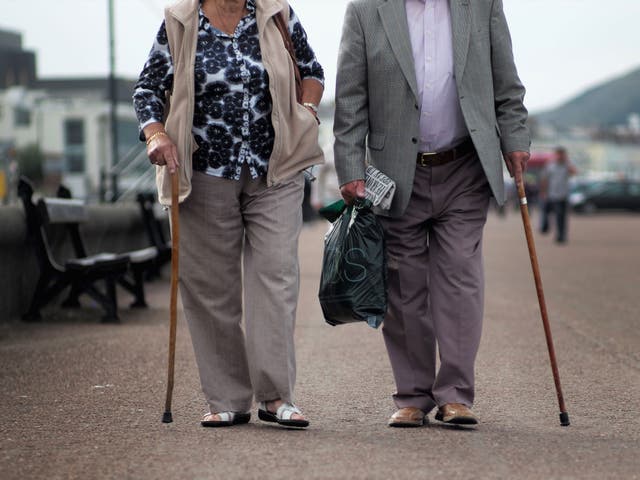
[{"x1": 334, "y1": 0, "x2": 530, "y2": 427}]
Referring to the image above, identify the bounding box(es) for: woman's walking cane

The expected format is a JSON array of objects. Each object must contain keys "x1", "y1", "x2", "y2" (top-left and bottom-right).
[
  {"x1": 515, "y1": 173, "x2": 570, "y2": 427},
  {"x1": 162, "y1": 172, "x2": 180, "y2": 424}
]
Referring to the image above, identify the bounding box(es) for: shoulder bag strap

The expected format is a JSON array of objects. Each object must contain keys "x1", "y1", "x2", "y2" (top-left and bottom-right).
[{"x1": 273, "y1": 12, "x2": 303, "y2": 104}]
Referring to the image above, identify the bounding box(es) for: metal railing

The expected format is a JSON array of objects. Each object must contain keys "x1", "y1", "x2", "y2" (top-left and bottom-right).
[{"x1": 110, "y1": 144, "x2": 156, "y2": 202}]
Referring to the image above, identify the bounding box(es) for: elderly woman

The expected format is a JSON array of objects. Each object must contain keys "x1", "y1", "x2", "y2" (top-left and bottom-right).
[{"x1": 133, "y1": 0, "x2": 324, "y2": 428}]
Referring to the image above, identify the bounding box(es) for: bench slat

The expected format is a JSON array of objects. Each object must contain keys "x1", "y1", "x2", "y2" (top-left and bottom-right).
[
  {"x1": 39, "y1": 198, "x2": 88, "y2": 224},
  {"x1": 66, "y1": 253, "x2": 117, "y2": 268},
  {"x1": 127, "y1": 247, "x2": 158, "y2": 264}
]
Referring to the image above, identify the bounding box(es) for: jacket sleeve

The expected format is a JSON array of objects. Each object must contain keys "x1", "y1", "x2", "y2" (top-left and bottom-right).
[
  {"x1": 490, "y1": 0, "x2": 530, "y2": 154},
  {"x1": 333, "y1": 2, "x2": 368, "y2": 186}
]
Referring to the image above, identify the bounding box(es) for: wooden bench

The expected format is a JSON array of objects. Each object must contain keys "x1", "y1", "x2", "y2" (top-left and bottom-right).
[
  {"x1": 56, "y1": 185, "x2": 158, "y2": 309},
  {"x1": 18, "y1": 177, "x2": 129, "y2": 322},
  {"x1": 136, "y1": 192, "x2": 172, "y2": 277}
]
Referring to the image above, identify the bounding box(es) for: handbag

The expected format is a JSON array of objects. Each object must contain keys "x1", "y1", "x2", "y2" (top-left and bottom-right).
[{"x1": 273, "y1": 13, "x2": 303, "y2": 103}]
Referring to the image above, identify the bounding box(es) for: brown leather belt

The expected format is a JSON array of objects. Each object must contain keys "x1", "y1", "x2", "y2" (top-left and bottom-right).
[{"x1": 416, "y1": 138, "x2": 475, "y2": 167}]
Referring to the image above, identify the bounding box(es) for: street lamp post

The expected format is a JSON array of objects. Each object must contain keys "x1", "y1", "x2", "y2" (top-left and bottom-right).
[{"x1": 108, "y1": 0, "x2": 119, "y2": 202}]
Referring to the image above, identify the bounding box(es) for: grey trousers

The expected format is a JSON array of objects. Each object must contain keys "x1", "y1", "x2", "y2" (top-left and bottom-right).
[
  {"x1": 178, "y1": 169, "x2": 304, "y2": 414},
  {"x1": 379, "y1": 151, "x2": 491, "y2": 412}
]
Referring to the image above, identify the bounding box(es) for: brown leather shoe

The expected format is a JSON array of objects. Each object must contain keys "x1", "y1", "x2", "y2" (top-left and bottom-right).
[
  {"x1": 388, "y1": 407, "x2": 426, "y2": 428},
  {"x1": 435, "y1": 403, "x2": 478, "y2": 425}
]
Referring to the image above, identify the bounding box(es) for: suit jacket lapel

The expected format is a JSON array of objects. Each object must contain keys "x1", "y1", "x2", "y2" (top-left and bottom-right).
[
  {"x1": 378, "y1": 0, "x2": 419, "y2": 100},
  {"x1": 450, "y1": 0, "x2": 471, "y2": 84}
]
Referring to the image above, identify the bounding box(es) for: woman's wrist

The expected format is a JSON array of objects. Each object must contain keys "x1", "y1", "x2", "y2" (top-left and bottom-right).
[
  {"x1": 302, "y1": 102, "x2": 321, "y2": 124},
  {"x1": 302, "y1": 102, "x2": 318, "y2": 114},
  {"x1": 146, "y1": 131, "x2": 169, "y2": 146}
]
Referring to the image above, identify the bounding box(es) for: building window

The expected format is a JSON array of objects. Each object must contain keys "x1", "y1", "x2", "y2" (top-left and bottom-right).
[
  {"x1": 64, "y1": 119, "x2": 85, "y2": 173},
  {"x1": 14, "y1": 107, "x2": 31, "y2": 126}
]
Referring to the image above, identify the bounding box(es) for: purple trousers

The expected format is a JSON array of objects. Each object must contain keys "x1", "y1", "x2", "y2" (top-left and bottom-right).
[{"x1": 379, "y1": 150, "x2": 491, "y2": 412}]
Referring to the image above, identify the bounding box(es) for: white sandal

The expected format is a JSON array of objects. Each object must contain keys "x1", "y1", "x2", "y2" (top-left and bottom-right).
[
  {"x1": 258, "y1": 402, "x2": 309, "y2": 428},
  {"x1": 201, "y1": 411, "x2": 251, "y2": 428}
]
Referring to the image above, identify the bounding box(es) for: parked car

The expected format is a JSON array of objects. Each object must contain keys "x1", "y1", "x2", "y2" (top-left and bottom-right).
[{"x1": 569, "y1": 180, "x2": 640, "y2": 213}]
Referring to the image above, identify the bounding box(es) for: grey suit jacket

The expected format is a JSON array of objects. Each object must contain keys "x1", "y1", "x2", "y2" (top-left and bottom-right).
[{"x1": 333, "y1": 0, "x2": 531, "y2": 217}]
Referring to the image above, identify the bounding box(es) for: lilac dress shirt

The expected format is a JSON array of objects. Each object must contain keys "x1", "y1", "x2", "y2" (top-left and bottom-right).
[{"x1": 405, "y1": 0, "x2": 469, "y2": 153}]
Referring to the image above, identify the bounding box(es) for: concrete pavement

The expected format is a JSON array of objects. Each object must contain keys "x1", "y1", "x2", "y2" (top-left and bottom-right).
[{"x1": 1, "y1": 211, "x2": 639, "y2": 479}]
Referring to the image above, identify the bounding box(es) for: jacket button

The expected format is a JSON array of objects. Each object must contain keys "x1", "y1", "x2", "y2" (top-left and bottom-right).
[
  {"x1": 411, "y1": 137, "x2": 418, "y2": 144},
  {"x1": 414, "y1": 104, "x2": 419, "y2": 110}
]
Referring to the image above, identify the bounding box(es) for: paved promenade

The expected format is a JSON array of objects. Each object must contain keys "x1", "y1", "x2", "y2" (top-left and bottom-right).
[{"x1": 1, "y1": 211, "x2": 639, "y2": 479}]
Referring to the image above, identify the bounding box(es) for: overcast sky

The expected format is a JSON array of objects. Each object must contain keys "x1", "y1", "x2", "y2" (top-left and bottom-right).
[{"x1": 1, "y1": 0, "x2": 639, "y2": 112}]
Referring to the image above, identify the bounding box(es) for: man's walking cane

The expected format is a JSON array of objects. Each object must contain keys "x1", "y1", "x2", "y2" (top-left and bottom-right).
[
  {"x1": 515, "y1": 173, "x2": 570, "y2": 427},
  {"x1": 162, "y1": 172, "x2": 180, "y2": 424}
]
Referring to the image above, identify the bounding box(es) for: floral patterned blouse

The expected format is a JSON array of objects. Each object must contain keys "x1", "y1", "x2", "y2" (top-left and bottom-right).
[{"x1": 133, "y1": 0, "x2": 324, "y2": 180}]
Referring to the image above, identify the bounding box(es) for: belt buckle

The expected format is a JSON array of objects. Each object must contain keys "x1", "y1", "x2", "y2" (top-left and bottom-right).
[{"x1": 419, "y1": 152, "x2": 437, "y2": 166}]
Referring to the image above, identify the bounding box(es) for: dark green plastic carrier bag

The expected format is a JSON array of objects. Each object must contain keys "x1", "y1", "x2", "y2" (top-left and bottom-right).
[{"x1": 318, "y1": 199, "x2": 387, "y2": 328}]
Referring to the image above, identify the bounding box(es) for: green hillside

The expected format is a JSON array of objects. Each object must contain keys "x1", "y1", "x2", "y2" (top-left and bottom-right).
[{"x1": 535, "y1": 67, "x2": 640, "y2": 128}]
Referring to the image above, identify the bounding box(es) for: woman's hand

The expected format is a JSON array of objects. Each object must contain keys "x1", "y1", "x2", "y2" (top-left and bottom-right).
[
  {"x1": 302, "y1": 79, "x2": 323, "y2": 124},
  {"x1": 303, "y1": 104, "x2": 321, "y2": 124},
  {"x1": 147, "y1": 132, "x2": 180, "y2": 175},
  {"x1": 303, "y1": 104, "x2": 318, "y2": 118}
]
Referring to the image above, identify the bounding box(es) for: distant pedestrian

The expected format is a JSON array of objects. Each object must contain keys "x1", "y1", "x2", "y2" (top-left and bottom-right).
[
  {"x1": 334, "y1": 0, "x2": 530, "y2": 427},
  {"x1": 539, "y1": 147, "x2": 577, "y2": 244},
  {"x1": 133, "y1": 0, "x2": 324, "y2": 428}
]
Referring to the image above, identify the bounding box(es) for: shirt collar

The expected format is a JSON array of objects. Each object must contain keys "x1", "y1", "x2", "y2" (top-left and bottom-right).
[{"x1": 198, "y1": 0, "x2": 257, "y2": 31}]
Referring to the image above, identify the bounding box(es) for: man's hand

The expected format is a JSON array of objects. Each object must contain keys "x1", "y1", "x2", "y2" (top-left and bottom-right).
[
  {"x1": 505, "y1": 151, "x2": 530, "y2": 185},
  {"x1": 340, "y1": 179, "x2": 366, "y2": 205},
  {"x1": 147, "y1": 134, "x2": 180, "y2": 175}
]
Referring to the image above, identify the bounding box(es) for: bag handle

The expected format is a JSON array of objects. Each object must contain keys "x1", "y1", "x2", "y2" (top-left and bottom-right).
[{"x1": 273, "y1": 12, "x2": 303, "y2": 103}]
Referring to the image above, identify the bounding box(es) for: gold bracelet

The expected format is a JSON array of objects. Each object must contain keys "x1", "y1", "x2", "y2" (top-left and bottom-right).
[{"x1": 146, "y1": 131, "x2": 168, "y2": 146}]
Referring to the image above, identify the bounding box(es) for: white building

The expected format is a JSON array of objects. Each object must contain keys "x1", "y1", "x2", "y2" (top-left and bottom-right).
[
  {"x1": 0, "y1": 29, "x2": 145, "y2": 200},
  {"x1": 0, "y1": 80, "x2": 143, "y2": 199}
]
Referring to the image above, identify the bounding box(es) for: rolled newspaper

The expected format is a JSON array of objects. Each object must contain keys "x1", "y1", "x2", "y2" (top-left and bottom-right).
[{"x1": 365, "y1": 165, "x2": 396, "y2": 210}]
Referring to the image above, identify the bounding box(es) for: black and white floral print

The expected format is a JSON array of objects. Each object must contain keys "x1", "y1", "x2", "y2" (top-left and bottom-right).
[{"x1": 133, "y1": 0, "x2": 324, "y2": 180}]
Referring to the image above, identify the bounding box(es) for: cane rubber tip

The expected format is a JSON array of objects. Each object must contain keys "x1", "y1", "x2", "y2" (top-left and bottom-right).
[
  {"x1": 162, "y1": 412, "x2": 173, "y2": 424},
  {"x1": 559, "y1": 412, "x2": 570, "y2": 427}
]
